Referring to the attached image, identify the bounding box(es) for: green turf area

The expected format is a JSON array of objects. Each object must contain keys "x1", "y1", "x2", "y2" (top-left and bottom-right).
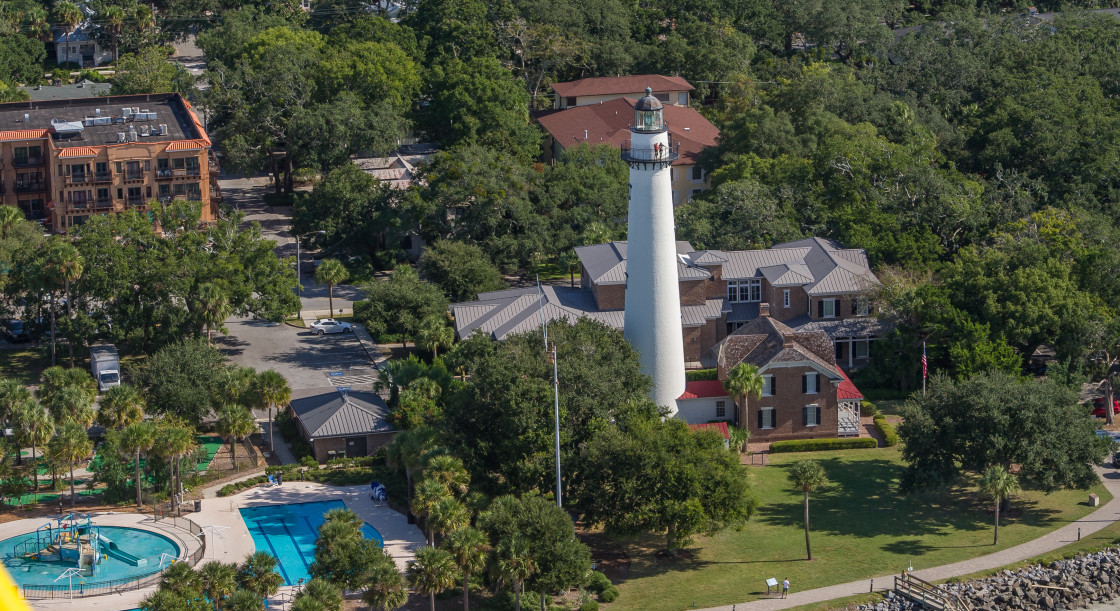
[
  {"x1": 0, "y1": 348, "x2": 50, "y2": 386},
  {"x1": 608, "y1": 446, "x2": 1109, "y2": 611},
  {"x1": 8, "y1": 489, "x2": 97, "y2": 507},
  {"x1": 196, "y1": 436, "x2": 224, "y2": 469}
]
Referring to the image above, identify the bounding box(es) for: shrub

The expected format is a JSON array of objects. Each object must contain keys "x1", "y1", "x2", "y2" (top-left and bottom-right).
[
  {"x1": 586, "y1": 571, "x2": 612, "y2": 594},
  {"x1": 874, "y1": 415, "x2": 898, "y2": 447},
  {"x1": 218, "y1": 484, "x2": 235, "y2": 497},
  {"x1": 580, "y1": 603, "x2": 600, "y2": 611},
  {"x1": 685, "y1": 368, "x2": 718, "y2": 381},
  {"x1": 769, "y1": 438, "x2": 877, "y2": 453},
  {"x1": 599, "y1": 586, "x2": 619, "y2": 603},
  {"x1": 861, "y1": 401, "x2": 878, "y2": 417},
  {"x1": 300, "y1": 455, "x2": 319, "y2": 468}
]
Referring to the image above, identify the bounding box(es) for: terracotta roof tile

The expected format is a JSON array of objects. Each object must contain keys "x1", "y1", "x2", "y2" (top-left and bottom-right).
[
  {"x1": 166, "y1": 140, "x2": 206, "y2": 151},
  {"x1": 551, "y1": 75, "x2": 694, "y2": 98},
  {"x1": 57, "y1": 147, "x2": 98, "y2": 158},
  {"x1": 0, "y1": 129, "x2": 50, "y2": 142}
]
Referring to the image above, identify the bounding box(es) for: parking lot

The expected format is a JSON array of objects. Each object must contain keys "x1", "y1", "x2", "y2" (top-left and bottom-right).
[{"x1": 215, "y1": 316, "x2": 378, "y2": 391}]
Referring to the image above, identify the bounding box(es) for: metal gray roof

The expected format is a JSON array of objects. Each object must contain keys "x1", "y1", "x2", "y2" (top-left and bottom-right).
[
  {"x1": 451, "y1": 285, "x2": 627, "y2": 341},
  {"x1": 682, "y1": 299, "x2": 725, "y2": 327},
  {"x1": 575, "y1": 241, "x2": 706, "y2": 285},
  {"x1": 290, "y1": 390, "x2": 393, "y2": 439},
  {"x1": 690, "y1": 237, "x2": 879, "y2": 295}
]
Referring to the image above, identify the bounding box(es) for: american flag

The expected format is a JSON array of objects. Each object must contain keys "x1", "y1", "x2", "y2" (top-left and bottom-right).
[{"x1": 922, "y1": 342, "x2": 928, "y2": 380}]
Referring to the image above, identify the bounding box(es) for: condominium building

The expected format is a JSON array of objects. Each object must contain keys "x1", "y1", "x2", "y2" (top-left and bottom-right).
[{"x1": 0, "y1": 93, "x2": 218, "y2": 232}]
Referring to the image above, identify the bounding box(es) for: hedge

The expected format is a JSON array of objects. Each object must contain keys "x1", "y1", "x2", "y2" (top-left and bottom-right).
[
  {"x1": 769, "y1": 437, "x2": 877, "y2": 453},
  {"x1": 685, "y1": 368, "x2": 718, "y2": 381},
  {"x1": 874, "y1": 415, "x2": 898, "y2": 447}
]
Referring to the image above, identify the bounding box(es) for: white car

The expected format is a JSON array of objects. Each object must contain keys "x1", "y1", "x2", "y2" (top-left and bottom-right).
[{"x1": 310, "y1": 319, "x2": 353, "y2": 335}]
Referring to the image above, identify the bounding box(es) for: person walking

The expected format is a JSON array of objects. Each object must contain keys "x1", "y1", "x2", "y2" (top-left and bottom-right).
[{"x1": 782, "y1": 578, "x2": 790, "y2": 599}]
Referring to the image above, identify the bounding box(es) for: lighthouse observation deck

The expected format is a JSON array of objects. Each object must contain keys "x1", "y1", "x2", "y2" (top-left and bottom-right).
[{"x1": 620, "y1": 141, "x2": 679, "y2": 166}]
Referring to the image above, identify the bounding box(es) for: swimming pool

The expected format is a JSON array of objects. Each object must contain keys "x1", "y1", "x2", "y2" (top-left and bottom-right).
[
  {"x1": 0, "y1": 526, "x2": 179, "y2": 587},
  {"x1": 239, "y1": 500, "x2": 383, "y2": 586}
]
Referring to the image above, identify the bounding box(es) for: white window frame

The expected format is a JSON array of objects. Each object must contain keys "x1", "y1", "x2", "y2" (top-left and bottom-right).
[
  {"x1": 805, "y1": 372, "x2": 819, "y2": 395},
  {"x1": 783, "y1": 289, "x2": 790, "y2": 308},
  {"x1": 715, "y1": 401, "x2": 726, "y2": 418},
  {"x1": 727, "y1": 279, "x2": 762, "y2": 303},
  {"x1": 762, "y1": 375, "x2": 774, "y2": 397},
  {"x1": 822, "y1": 298, "x2": 836, "y2": 318},
  {"x1": 760, "y1": 407, "x2": 775, "y2": 429},
  {"x1": 691, "y1": 166, "x2": 705, "y2": 182},
  {"x1": 806, "y1": 404, "x2": 819, "y2": 427}
]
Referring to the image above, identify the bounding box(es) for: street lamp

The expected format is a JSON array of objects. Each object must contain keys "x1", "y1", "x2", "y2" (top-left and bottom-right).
[{"x1": 294, "y1": 231, "x2": 326, "y2": 298}]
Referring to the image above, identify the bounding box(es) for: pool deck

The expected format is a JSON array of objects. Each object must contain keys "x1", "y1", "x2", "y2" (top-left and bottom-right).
[
  {"x1": 16, "y1": 482, "x2": 423, "y2": 610},
  {"x1": 0, "y1": 512, "x2": 202, "y2": 611}
]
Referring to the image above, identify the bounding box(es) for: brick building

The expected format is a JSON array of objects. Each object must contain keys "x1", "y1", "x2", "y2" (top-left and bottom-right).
[
  {"x1": 0, "y1": 93, "x2": 218, "y2": 232},
  {"x1": 289, "y1": 388, "x2": 397, "y2": 464}
]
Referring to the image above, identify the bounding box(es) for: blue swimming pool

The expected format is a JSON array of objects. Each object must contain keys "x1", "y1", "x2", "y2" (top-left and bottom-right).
[
  {"x1": 239, "y1": 500, "x2": 383, "y2": 586},
  {"x1": 0, "y1": 526, "x2": 179, "y2": 587}
]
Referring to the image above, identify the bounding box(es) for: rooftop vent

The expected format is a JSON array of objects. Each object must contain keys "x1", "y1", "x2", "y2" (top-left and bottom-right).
[
  {"x1": 50, "y1": 119, "x2": 85, "y2": 135},
  {"x1": 128, "y1": 125, "x2": 137, "y2": 142},
  {"x1": 116, "y1": 132, "x2": 126, "y2": 143}
]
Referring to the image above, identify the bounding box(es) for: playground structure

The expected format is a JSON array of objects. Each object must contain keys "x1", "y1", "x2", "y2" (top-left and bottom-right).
[{"x1": 6, "y1": 513, "x2": 146, "y2": 576}]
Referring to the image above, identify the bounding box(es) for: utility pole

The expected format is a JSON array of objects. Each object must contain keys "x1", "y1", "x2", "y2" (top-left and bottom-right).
[{"x1": 551, "y1": 342, "x2": 562, "y2": 508}]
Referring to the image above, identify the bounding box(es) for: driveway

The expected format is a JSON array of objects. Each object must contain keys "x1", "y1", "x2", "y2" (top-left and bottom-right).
[{"x1": 215, "y1": 316, "x2": 377, "y2": 391}]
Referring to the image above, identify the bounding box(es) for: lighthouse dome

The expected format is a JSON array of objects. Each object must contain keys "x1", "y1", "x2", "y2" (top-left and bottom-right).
[{"x1": 633, "y1": 86, "x2": 665, "y2": 132}]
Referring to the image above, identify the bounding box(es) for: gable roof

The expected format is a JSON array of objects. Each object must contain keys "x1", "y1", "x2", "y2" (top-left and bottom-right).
[
  {"x1": 575, "y1": 241, "x2": 709, "y2": 285},
  {"x1": 689, "y1": 421, "x2": 730, "y2": 440},
  {"x1": 836, "y1": 369, "x2": 863, "y2": 401},
  {"x1": 691, "y1": 237, "x2": 878, "y2": 295},
  {"x1": 550, "y1": 75, "x2": 694, "y2": 98},
  {"x1": 716, "y1": 317, "x2": 842, "y2": 381},
  {"x1": 290, "y1": 389, "x2": 393, "y2": 439},
  {"x1": 678, "y1": 380, "x2": 729, "y2": 400},
  {"x1": 535, "y1": 97, "x2": 718, "y2": 166}
]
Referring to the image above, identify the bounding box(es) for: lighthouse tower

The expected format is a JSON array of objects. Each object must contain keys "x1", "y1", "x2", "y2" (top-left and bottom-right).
[{"x1": 622, "y1": 87, "x2": 686, "y2": 413}]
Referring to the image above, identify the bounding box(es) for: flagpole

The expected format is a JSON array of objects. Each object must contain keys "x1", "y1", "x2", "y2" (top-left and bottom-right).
[{"x1": 922, "y1": 341, "x2": 927, "y2": 396}]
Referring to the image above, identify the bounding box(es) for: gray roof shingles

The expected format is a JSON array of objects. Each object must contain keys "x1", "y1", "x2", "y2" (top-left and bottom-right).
[
  {"x1": 290, "y1": 390, "x2": 393, "y2": 439},
  {"x1": 692, "y1": 237, "x2": 878, "y2": 295}
]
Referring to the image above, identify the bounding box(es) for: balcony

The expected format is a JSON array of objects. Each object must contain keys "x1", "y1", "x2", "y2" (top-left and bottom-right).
[
  {"x1": 124, "y1": 171, "x2": 145, "y2": 181},
  {"x1": 14, "y1": 182, "x2": 46, "y2": 193},
  {"x1": 12, "y1": 157, "x2": 45, "y2": 168},
  {"x1": 66, "y1": 174, "x2": 91, "y2": 185},
  {"x1": 68, "y1": 200, "x2": 90, "y2": 211},
  {"x1": 93, "y1": 171, "x2": 113, "y2": 183},
  {"x1": 620, "y1": 142, "x2": 679, "y2": 167},
  {"x1": 126, "y1": 196, "x2": 145, "y2": 206},
  {"x1": 156, "y1": 168, "x2": 202, "y2": 180},
  {"x1": 93, "y1": 197, "x2": 112, "y2": 209}
]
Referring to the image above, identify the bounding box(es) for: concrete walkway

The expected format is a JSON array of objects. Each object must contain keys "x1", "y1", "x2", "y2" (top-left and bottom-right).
[{"x1": 699, "y1": 467, "x2": 1120, "y2": 611}]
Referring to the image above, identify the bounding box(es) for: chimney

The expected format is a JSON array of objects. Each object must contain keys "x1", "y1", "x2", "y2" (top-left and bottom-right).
[
  {"x1": 782, "y1": 333, "x2": 794, "y2": 348},
  {"x1": 759, "y1": 302, "x2": 770, "y2": 318}
]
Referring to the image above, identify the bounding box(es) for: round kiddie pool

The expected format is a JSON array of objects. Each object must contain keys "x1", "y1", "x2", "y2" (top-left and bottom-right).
[{"x1": 0, "y1": 515, "x2": 180, "y2": 588}]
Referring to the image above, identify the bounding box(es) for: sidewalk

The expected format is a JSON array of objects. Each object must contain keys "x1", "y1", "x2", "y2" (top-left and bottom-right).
[{"x1": 698, "y1": 467, "x2": 1120, "y2": 611}]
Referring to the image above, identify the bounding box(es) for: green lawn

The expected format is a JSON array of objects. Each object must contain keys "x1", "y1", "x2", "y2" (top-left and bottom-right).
[
  {"x1": 0, "y1": 348, "x2": 50, "y2": 386},
  {"x1": 608, "y1": 447, "x2": 1109, "y2": 611}
]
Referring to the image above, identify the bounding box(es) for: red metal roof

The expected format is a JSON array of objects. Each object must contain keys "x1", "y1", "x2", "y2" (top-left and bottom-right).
[
  {"x1": 837, "y1": 368, "x2": 863, "y2": 400},
  {"x1": 551, "y1": 75, "x2": 694, "y2": 98},
  {"x1": 678, "y1": 380, "x2": 729, "y2": 400},
  {"x1": 0, "y1": 129, "x2": 50, "y2": 142},
  {"x1": 58, "y1": 147, "x2": 98, "y2": 158},
  {"x1": 535, "y1": 97, "x2": 718, "y2": 166},
  {"x1": 689, "y1": 421, "x2": 730, "y2": 440}
]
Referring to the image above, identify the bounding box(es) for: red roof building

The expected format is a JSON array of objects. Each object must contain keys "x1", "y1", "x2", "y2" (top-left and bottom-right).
[
  {"x1": 551, "y1": 75, "x2": 694, "y2": 109},
  {"x1": 678, "y1": 380, "x2": 729, "y2": 400},
  {"x1": 837, "y1": 368, "x2": 863, "y2": 401}
]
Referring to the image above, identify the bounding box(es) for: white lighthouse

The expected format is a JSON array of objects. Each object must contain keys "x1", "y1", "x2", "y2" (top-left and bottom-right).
[{"x1": 622, "y1": 87, "x2": 686, "y2": 413}]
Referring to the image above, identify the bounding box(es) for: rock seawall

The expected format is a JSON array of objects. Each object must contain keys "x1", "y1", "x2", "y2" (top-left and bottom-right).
[{"x1": 859, "y1": 549, "x2": 1120, "y2": 611}]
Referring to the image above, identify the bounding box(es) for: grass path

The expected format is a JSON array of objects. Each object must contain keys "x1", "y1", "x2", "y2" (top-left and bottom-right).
[{"x1": 607, "y1": 447, "x2": 1108, "y2": 611}]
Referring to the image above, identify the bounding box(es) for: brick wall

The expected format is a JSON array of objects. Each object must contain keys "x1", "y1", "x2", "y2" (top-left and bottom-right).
[
  {"x1": 592, "y1": 283, "x2": 625, "y2": 310},
  {"x1": 740, "y1": 365, "x2": 839, "y2": 441},
  {"x1": 311, "y1": 433, "x2": 396, "y2": 464},
  {"x1": 767, "y1": 286, "x2": 810, "y2": 321},
  {"x1": 680, "y1": 279, "x2": 709, "y2": 306}
]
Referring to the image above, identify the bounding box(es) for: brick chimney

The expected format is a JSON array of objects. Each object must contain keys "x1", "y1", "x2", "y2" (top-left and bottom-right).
[
  {"x1": 782, "y1": 332, "x2": 794, "y2": 348},
  {"x1": 759, "y1": 302, "x2": 771, "y2": 318}
]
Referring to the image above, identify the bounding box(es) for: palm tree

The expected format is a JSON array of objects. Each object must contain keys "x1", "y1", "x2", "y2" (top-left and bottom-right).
[
  {"x1": 0, "y1": 205, "x2": 22, "y2": 239},
  {"x1": 102, "y1": 5, "x2": 124, "y2": 62},
  {"x1": 12, "y1": 401, "x2": 53, "y2": 490},
  {"x1": 412, "y1": 479, "x2": 448, "y2": 545},
  {"x1": 492, "y1": 536, "x2": 535, "y2": 611},
  {"x1": 96, "y1": 384, "x2": 145, "y2": 429},
  {"x1": 442, "y1": 526, "x2": 489, "y2": 611},
  {"x1": 979, "y1": 464, "x2": 1020, "y2": 545},
  {"x1": 406, "y1": 546, "x2": 457, "y2": 611},
  {"x1": 323, "y1": 506, "x2": 364, "y2": 531},
  {"x1": 226, "y1": 589, "x2": 265, "y2": 611},
  {"x1": 237, "y1": 551, "x2": 283, "y2": 602},
  {"x1": 361, "y1": 552, "x2": 408, "y2": 611},
  {"x1": 423, "y1": 454, "x2": 470, "y2": 497},
  {"x1": 198, "y1": 561, "x2": 239, "y2": 609},
  {"x1": 52, "y1": 243, "x2": 82, "y2": 367},
  {"x1": 46, "y1": 384, "x2": 95, "y2": 427},
  {"x1": 416, "y1": 316, "x2": 454, "y2": 358},
  {"x1": 53, "y1": 1, "x2": 82, "y2": 71},
  {"x1": 132, "y1": 4, "x2": 154, "y2": 34},
  {"x1": 787, "y1": 459, "x2": 829, "y2": 561},
  {"x1": 386, "y1": 426, "x2": 437, "y2": 503},
  {"x1": 315, "y1": 259, "x2": 349, "y2": 316},
  {"x1": 25, "y1": 8, "x2": 51, "y2": 43},
  {"x1": 161, "y1": 560, "x2": 202, "y2": 597},
  {"x1": 153, "y1": 424, "x2": 196, "y2": 515},
  {"x1": 252, "y1": 370, "x2": 290, "y2": 452},
  {"x1": 37, "y1": 366, "x2": 96, "y2": 406},
  {"x1": 198, "y1": 283, "x2": 232, "y2": 344},
  {"x1": 0, "y1": 378, "x2": 32, "y2": 429},
  {"x1": 120, "y1": 421, "x2": 155, "y2": 508},
  {"x1": 724, "y1": 362, "x2": 765, "y2": 430},
  {"x1": 48, "y1": 422, "x2": 92, "y2": 508},
  {"x1": 428, "y1": 496, "x2": 469, "y2": 544},
  {"x1": 221, "y1": 365, "x2": 259, "y2": 406},
  {"x1": 39, "y1": 240, "x2": 72, "y2": 366},
  {"x1": 293, "y1": 578, "x2": 342, "y2": 611},
  {"x1": 218, "y1": 405, "x2": 257, "y2": 471}
]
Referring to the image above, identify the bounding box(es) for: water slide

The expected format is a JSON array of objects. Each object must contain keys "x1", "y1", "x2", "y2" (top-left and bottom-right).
[{"x1": 98, "y1": 534, "x2": 147, "y2": 566}]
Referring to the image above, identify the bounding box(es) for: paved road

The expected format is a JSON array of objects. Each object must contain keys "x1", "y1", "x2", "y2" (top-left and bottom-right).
[
  {"x1": 699, "y1": 467, "x2": 1120, "y2": 611},
  {"x1": 215, "y1": 316, "x2": 376, "y2": 391}
]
